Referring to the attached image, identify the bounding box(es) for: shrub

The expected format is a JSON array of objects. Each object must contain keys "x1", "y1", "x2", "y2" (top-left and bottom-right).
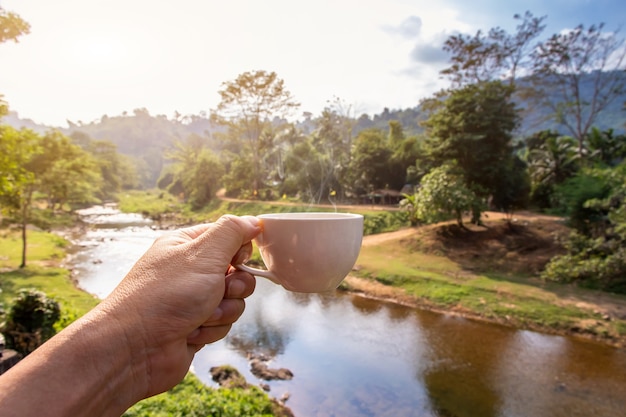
[{"x1": 1, "y1": 289, "x2": 61, "y2": 356}]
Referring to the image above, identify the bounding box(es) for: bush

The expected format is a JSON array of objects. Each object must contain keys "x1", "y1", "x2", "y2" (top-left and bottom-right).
[
  {"x1": 1, "y1": 289, "x2": 61, "y2": 355},
  {"x1": 542, "y1": 233, "x2": 626, "y2": 294}
]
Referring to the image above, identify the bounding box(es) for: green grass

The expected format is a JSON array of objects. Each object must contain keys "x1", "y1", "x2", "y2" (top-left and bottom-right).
[
  {"x1": 354, "y1": 240, "x2": 626, "y2": 341},
  {"x1": 0, "y1": 229, "x2": 99, "y2": 323},
  {"x1": 124, "y1": 373, "x2": 279, "y2": 417},
  {"x1": 116, "y1": 190, "x2": 409, "y2": 234}
]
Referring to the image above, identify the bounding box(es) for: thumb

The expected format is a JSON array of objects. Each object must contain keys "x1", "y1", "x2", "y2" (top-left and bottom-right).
[{"x1": 187, "y1": 215, "x2": 262, "y2": 273}]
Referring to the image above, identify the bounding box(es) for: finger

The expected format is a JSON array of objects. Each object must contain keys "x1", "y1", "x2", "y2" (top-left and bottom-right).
[
  {"x1": 224, "y1": 271, "x2": 256, "y2": 299},
  {"x1": 151, "y1": 223, "x2": 213, "y2": 248},
  {"x1": 201, "y1": 298, "x2": 245, "y2": 326},
  {"x1": 187, "y1": 324, "x2": 233, "y2": 346},
  {"x1": 231, "y1": 241, "x2": 253, "y2": 266},
  {"x1": 188, "y1": 215, "x2": 262, "y2": 273}
]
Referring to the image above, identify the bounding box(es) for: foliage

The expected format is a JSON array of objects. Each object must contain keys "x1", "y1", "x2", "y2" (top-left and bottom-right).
[
  {"x1": 411, "y1": 164, "x2": 484, "y2": 226},
  {"x1": 399, "y1": 193, "x2": 420, "y2": 226},
  {"x1": 542, "y1": 163, "x2": 626, "y2": 293},
  {"x1": 530, "y1": 23, "x2": 626, "y2": 148},
  {"x1": 0, "y1": 7, "x2": 30, "y2": 44},
  {"x1": 362, "y1": 211, "x2": 409, "y2": 235},
  {"x1": 542, "y1": 233, "x2": 626, "y2": 293},
  {"x1": 1, "y1": 288, "x2": 60, "y2": 356},
  {"x1": 0, "y1": 126, "x2": 38, "y2": 204},
  {"x1": 30, "y1": 131, "x2": 102, "y2": 210},
  {"x1": 124, "y1": 373, "x2": 278, "y2": 417},
  {"x1": 214, "y1": 70, "x2": 299, "y2": 195},
  {"x1": 441, "y1": 11, "x2": 546, "y2": 87},
  {"x1": 421, "y1": 80, "x2": 520, "y2": 220},
  {"x1": 552, "y1": 171, "x2": 611, "y2": 234},
  {"x1": 70, "y1": 131, "x2": 139, "y2": 198},
  {"x1": 281, "y1": 138, "x2": 337, "y2": 203},
  {"x1": 160, "y1": 136, "x2": 224, "y2": 209},
  {"x1": 440, "y1": 11, "x2": 626, "y2": 150},
  {"x1": 525, "y1": 131, "x2": 580, "y2": 209},
  {"x1": 346, "y1": 129, "x2": 394, "y2": 195}
]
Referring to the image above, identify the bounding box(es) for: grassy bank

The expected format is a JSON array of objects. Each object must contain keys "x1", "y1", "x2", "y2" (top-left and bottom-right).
[
  {"x1": 0, "y1": 228, "x2": 99, "y2": 325},
  {"x1": 118, "y1": 191, "x2": 626, "y2": 346},
  {"x1": 346, "y1": 215, "x2": 626, "y2": 347}
]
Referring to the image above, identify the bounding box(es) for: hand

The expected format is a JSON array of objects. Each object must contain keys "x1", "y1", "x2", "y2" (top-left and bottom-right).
[
  {"x1": 0, "y1": 215, "x2": 261, "y2": 417},
  {"x1": 99, "y1": 214, "x2": 261, "y2": 401}
]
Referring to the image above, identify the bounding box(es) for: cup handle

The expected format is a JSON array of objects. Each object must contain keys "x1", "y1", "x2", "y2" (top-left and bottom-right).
[{"x1": 234, "y1": 263, "x2": 280, "y2": 284}]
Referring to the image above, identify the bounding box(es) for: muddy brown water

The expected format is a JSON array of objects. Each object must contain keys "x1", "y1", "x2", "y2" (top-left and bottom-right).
[{"x1": 69, "y1": 206, "x2": 626, "y2": 417}]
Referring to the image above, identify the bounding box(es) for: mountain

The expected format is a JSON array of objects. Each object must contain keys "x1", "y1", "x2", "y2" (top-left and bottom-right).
[{"x1": 3, "y1": 71, "x2": 625, "y2": 177}]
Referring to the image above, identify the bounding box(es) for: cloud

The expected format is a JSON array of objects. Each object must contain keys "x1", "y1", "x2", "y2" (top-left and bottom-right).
[
  {"x1": 383, "y1": 15, "x2": 423, "y2": 39},
  {"x1": 409, "y1": 42, "x2": 449, "y2": 65}
]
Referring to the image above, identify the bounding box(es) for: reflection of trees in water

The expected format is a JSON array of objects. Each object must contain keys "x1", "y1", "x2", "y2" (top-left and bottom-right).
[
  {"x1": 422, "y1": 367, "x2": 499, "y2": 417},
  {"x1": 348, "y1": 294, "x2": 384, "y2": 315},
  {"x1": 417, "y1": 314, "x2": 509, "y2": 417}
]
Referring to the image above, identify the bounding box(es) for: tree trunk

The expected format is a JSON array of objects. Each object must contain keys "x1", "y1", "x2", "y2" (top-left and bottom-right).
[{"x1": 20, "y1": 209, "x2": 27, "y2": 269}]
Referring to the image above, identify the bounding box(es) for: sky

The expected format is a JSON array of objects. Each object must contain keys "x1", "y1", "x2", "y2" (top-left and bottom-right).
[{"x1": 0, "y1": 0, "x2": 625, "y2": 128}]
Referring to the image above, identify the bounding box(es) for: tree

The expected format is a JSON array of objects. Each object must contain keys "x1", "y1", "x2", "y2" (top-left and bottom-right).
[
  {"x1": 412, "y1": 164, "x2": 484, "y2": 227},
  {"x1": 530, "y1": 23, "x2": 626, "y2": 153},
  {"x1": 422, "y1": 80, "x2": 520, "y2": 220},
  {"x1": 282, "y1": 138, "x2": 335, "y2": 203},
  {"x1": 586, "y1": 128, "x2": 626, "y2": 167},
  {"x1": 347, "y1": 129, "x2": 394, "y2": 197},
  {"x1": 0, "y1": 127, "x2": 40, "y2": 268},
  {"x1": 160, "y1": 135, "x2": 224, "y2": 208},
  {"x1": 542, "y1": 162, "x2": 626, "y2": 293},
  {"x1": 526, "y1": 132, "x2": 579, "y2": 208},
  {"x1": 214, "y1": 70, "x2": 299, "y2": 195},
  {"x1": 441, "y1": 11, "x2": 546, "y2": 87},
  {"x1": 0, "y1": 7, "x2": 30, "y2": 44},
  {"x1": 69, "y1": 132, "x2": 139, "y2": 197},
  {"x1": 30, "y1": 131, "x2": 101, "y2": 210}
]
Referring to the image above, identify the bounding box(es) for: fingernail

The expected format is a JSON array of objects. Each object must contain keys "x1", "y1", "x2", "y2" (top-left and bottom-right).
[
  {"x1": 207, "y1": 307, "x2": 223, "y2": 322},
  {"x1": 229, "y1": 278, "x2": 246, "y2": 297}
]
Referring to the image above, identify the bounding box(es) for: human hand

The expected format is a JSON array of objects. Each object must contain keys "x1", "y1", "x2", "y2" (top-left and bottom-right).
[{"x1": 99, "y1": 215, "x2": 261, "y2": 401}]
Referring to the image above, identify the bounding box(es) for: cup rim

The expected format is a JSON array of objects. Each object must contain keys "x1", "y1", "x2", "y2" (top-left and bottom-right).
[{"x1": 257, "y1": 212, "x2": 363, "y2": 220}]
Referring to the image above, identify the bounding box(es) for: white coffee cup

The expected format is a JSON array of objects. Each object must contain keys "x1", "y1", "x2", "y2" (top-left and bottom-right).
[{"x1": 235, "y1": 212, "x2": 363, "y2": 293}]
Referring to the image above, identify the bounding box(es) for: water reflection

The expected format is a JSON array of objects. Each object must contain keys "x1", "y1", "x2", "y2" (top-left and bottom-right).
[{"x1": 70, "y1": 207, "x2": 626, "y2": 417}]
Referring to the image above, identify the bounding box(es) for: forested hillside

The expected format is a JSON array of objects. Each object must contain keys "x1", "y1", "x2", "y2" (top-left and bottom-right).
[{"x1": 6, "y1": 69, "x2": 625, "y2": 152}]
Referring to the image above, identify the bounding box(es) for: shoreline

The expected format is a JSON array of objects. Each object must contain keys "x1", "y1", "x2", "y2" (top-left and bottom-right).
[{"x1": 341, "y1": 275, "x2": 626, "y2": 349}]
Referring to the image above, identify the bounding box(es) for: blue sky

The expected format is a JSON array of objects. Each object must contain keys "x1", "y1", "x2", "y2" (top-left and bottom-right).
[{"x1": 0, "y1": 0, "x2": 624, "y2": 127}]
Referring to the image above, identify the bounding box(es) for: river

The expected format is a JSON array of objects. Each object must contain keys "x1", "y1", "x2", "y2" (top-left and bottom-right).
[{"x1": 68, "y1": 206, "x2": 626, "y2": 417}]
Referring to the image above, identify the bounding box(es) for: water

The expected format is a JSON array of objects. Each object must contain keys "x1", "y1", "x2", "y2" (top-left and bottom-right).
[{"x1": 69, "y1": 206, "x2": 626, "y2": 417}]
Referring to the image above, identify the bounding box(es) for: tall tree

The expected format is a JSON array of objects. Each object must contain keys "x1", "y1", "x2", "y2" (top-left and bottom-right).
[
  {"x1": 422, "y1": 81, "x2": 520, "y2": 219},
  {"x1": 441, "y1": 11, "x2": 546, "y2": 88},
  {"x1": 530, "y1": 23, "x2": 626, "y2": 154},
  {"x1": 0, "y1": 127, "x2": 40, "y2": 268},
  {"x1": 30, "y1": 131, "x2": 101, "y2": 210},
  {"x1": 214, "y1": 70, "x2": 299, "y2": 196},
  {"x1": 347, "y1": 129, "x2": 394, "y2": 197}
]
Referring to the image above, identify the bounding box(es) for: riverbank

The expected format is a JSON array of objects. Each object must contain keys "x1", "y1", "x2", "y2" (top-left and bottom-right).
[
  {"x1": 113, "y1": 191, "x2": 626, "y2": 348},
  {"x1": 342, "y1": 212, "x2": 626, "y2": 348}
]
